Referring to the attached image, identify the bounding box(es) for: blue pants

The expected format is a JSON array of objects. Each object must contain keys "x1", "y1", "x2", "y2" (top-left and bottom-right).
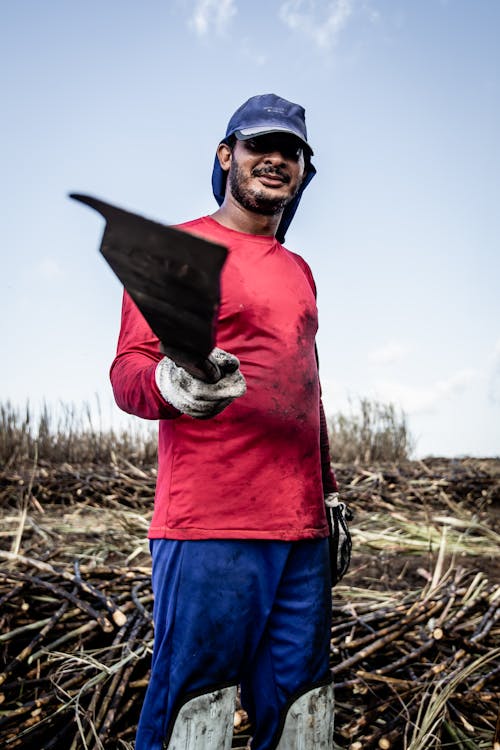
[{"x1": 136, "y1": 538, "x2": 332, "y2": 750}]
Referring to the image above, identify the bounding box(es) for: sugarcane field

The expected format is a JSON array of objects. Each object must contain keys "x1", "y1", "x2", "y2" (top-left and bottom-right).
[{"x1": 0, "y1": 402, "x2": 499, "y2": 750}]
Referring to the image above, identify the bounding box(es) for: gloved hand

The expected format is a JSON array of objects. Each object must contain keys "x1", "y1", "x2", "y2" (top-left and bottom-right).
[
  {"x1": 325, "y1": 492, "x2": 353, "y2": 586},
  {"x1": 155, "y1": 348, "x2": 247, "y2": 419}
]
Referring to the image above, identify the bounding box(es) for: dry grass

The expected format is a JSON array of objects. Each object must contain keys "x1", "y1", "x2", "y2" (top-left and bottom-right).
[
  {"x1": 405, "y1": 648, "x2": 500, "y2": 750},
  {"x1": 328, "y1": 398, "x2": 414, "y2": 464},
  {"x1": 0, "y1": 401, "x2": 157, "y2": 468}
]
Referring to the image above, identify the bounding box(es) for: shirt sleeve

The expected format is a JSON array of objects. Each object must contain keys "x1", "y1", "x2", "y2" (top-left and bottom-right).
[
  {"x1": 320, "y1": 398, "x2": 339, "y2": 494},
  {"x1": 109, "y1": 291, "x2": 180, "y2": 420}
]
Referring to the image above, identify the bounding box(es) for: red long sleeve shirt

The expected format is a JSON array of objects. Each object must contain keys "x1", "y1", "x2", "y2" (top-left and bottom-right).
[{"x1": 110, "y1": 216, "x2": 337, "y2": 540}]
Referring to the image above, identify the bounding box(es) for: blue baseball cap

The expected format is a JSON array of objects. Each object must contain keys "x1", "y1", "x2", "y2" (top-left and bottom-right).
[{"x1": 211, "y1": 93, "x2": 316, "y2": 244}]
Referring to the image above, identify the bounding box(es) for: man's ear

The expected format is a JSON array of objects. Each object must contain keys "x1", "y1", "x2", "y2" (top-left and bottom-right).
[
  {"x1": 216, "y1": 142, "x2": 232, "y2": 173},
  {"x1": 298, "y1": 154, "x2": 307, "y2": 186}
]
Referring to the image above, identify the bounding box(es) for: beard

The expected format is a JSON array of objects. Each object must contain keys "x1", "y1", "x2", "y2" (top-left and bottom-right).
[{"x1": 228, "y1": 162, "x2": 299, "y2": 216}]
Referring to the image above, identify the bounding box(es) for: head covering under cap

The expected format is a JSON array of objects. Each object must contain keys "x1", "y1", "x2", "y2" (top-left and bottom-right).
[{"x1": 211, "y1": 93, "x2": 316, "y2": 244}]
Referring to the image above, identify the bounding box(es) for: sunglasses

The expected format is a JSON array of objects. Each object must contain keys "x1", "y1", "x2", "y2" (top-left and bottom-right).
[{"x1": 240, "y1": 134, "x2": 304, "y2": 161}]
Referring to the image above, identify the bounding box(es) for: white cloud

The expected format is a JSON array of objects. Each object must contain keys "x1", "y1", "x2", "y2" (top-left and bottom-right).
[
  {"x1": 188, "y1": 0, "x2": 236, "y2": 36},
  {"x1": 368, "y1": 341, "x2": 410, "y2": 366},
  {"x1": 279, "y1": 0, "x2": 355, "y2": 49},
  {"x1": 373, "y1": 368, "x2": 480, "y2": 415}
]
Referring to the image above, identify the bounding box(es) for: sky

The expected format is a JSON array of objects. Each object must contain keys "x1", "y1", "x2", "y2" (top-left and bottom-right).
[{"x1": 2, "y1": 0, "x2": 499, "y2": 458}]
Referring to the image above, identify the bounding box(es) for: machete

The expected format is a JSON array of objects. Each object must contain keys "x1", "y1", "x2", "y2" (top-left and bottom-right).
[{"x1": 70, "y1": 193, "x2": 228, "y2": 383}]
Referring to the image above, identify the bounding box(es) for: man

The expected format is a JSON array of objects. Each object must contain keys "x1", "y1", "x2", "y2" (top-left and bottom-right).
[{"x1": 110, "y1": 93, "x2": 348, "y2": 749}]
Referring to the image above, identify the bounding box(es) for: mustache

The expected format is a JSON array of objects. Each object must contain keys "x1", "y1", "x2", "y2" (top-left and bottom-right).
[{"x1": 251, "y1": 166, "x2": 290, "y2": 183}]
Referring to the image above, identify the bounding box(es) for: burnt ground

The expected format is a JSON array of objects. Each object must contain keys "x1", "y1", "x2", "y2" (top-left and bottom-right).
[{"x1": 0, "y1": 457, "x2": 499, "y2": 749}]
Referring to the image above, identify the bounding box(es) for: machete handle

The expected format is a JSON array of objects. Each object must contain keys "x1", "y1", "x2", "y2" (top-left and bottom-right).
[
  {"x1": 196, "y1": 349, "x2": 241, "y2": 384},
  {"x1": 191, "y1": 357, "x2": 223, "y2": 384},
  {"x1": 159, "y1": 344, "x2": 223, "y2": 384}
]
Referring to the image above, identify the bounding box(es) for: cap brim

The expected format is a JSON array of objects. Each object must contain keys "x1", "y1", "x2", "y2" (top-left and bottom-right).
[{"x1": 234, "y1": 127, "x2": 313, "y2": 155}]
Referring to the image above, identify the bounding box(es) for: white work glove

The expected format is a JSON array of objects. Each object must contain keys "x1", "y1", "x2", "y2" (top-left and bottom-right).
[
  {"x1": 155, "y1": 347, "x2": 246, "y2": 419},
  {"x1": 325, "y1": 492, "x2": 353, "y2": 586}
]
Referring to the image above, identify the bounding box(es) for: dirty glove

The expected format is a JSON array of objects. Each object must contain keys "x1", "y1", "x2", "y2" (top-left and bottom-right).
[
  {"x1": 325, "y1": 492, "x2": 353, "y2": 586},
  {"x1": 155, "y1": 348, "x2": 246, "y2": 419}
]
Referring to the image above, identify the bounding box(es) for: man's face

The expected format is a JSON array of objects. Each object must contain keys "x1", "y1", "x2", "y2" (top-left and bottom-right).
[{"x1": 222, "y1": 134, "x2": 306, "y2": 216}]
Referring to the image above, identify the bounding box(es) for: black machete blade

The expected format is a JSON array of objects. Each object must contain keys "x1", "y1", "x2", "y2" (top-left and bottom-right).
[{"x1": 70, "y1": 193, "x2": 228, "y2": 381}]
